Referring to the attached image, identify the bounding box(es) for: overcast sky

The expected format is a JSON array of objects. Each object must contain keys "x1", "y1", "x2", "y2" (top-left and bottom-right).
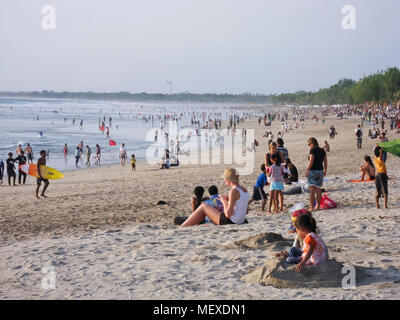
[{"x1": 0, "y1": 0, "x2": 399, "y2": 94}]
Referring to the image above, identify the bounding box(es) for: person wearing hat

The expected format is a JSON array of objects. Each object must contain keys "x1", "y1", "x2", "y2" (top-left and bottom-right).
[{"x1": 181, "y1": 168, "x2": 250, "y2": 226}]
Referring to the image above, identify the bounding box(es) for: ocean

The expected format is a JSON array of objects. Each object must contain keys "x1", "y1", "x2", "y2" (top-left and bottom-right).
[{"x1": 0, "y1": 97, "x2": 247, "y2": 172}]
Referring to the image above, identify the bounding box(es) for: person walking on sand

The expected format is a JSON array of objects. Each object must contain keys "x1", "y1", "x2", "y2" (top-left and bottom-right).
[
  {"x1": 305, "y1": 137, "x2": 327, "y2": 211},
  {"x1": 36, "y1": 150, "x2": 49, "y2": 199},
  {"x1": 355, "y1": 124, "x2": 363, "y2": 149}
]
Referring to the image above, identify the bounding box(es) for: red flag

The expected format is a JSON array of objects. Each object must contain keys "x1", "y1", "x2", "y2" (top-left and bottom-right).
[
  {"x1": 109, "y1": 140, "x2": 116, "y2": 146},
  {"x1": 99, "y1": 126, "x2": 105, "y2": 131}
]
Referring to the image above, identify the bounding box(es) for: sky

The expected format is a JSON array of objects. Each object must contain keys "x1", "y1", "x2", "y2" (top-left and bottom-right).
[{"x1": 0, "y1": 0, "x2": 399, "y2": 94}]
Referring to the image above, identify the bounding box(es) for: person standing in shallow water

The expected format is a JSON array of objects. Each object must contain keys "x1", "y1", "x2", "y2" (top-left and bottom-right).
[
  {"x1": 25, "y1": 143, "x2": 34, "y2": 163},
  {"x1": 119, "y1": 143, "x2": 127, "y2": 166},
  {"x1": 85, "y1": 145, "x2": 91, "y2": 166},
  {"x1": 95, "y1": 144, "x2": 101, "y2": 165},
  {"x1": 305, "y1": 137, "x2": 327, "y2": 211}
]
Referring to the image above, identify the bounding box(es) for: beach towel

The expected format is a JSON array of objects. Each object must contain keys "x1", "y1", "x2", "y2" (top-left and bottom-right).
[
  {"x1": 320, "y1": 194, "x2": 337, "y2": 210},
  {"x1": 378, "y1": 139, "x2": 400, "y2": 158}
]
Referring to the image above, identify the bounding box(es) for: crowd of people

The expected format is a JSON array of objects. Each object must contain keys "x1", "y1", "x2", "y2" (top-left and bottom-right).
[
  {"x1": 3, "y1": 102, "x2": 397, "y2": 274},
  {"x1": 176, "y1": 102, "x2": 398, "y2": 273}
]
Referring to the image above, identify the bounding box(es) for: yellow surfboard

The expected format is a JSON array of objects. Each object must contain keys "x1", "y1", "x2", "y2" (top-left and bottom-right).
[{"x1": 20, "y1": 164, "x2": 64, "y2": 180}]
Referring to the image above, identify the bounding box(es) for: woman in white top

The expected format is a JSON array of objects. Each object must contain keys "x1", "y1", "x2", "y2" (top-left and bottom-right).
[{"x1": 181, "y1": 168, "x2": 250, "y2": 226}]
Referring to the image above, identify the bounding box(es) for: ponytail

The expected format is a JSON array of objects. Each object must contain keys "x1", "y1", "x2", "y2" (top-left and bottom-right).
[{"x1": 295, "y1": 214, "x2": 319, "y2": 233}]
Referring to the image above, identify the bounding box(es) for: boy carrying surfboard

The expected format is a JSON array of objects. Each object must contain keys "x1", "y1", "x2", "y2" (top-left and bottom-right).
[{"x1": 36, "y1": 150, "x2": 49, "y2": 199}]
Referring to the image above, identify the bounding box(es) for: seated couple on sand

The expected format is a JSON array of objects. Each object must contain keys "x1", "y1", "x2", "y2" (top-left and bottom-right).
[{"x1": 177, "y1": 168, "x2": 250, "y2": 227}]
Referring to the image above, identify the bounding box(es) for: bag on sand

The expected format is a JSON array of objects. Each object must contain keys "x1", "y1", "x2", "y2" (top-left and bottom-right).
[
  {"x1": 320, "y1": 193, "x2": 337, "y2": 209},
  {"x1": 289, "y1": 202, "x2": 306, "y2": 213}
]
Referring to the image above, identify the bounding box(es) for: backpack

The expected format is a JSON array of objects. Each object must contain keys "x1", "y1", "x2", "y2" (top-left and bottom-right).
[
  {"x1": 356, "y1": 129, "x2": 362, "y2": 137},
  {"x1": 320, "y1": 193, "x2": 337, "y2": 210}
]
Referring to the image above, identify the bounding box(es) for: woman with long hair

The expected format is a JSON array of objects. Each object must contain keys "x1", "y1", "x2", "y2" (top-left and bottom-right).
[
  {"x1": 265, "y1": 141, "x2": 285, "y2": 167},
  {"x1": 305, "y1": 137, "x2": 328, "y2": 211},
  {"x1": 360, "y1": 156, "x2": 375, "y2": 181}
]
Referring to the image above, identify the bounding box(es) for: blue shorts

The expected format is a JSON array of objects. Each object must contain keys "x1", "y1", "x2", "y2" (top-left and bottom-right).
[
  {"x1": 270, "y1": 181, "x2": 284, "y2": 191},
  {"x1": 307, "y1": 170, "x2": 324, "y2": 188}
]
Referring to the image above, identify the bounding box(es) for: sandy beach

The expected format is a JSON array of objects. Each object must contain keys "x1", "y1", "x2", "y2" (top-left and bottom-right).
[{"x1": 1, "y1": 114, "x2": 400, "y2": 299}]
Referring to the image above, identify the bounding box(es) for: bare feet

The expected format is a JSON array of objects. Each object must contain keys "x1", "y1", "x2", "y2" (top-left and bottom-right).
[
  {"x1": 41, "y1": 194, "x2": 47, "y2": 198},
  {"x1": 275, "y1": 251, "x2": 288, "y2": 258},
  {"x1": 36, "y1": 195, "x2": 40, "y2": 199}
]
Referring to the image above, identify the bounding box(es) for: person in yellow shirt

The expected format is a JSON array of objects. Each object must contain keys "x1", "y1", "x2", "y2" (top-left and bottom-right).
[{"x1": 373, "y1": 147, "x2": 388, "y2": 209}]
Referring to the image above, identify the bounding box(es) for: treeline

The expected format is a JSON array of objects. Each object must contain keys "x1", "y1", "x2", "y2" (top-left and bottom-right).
[
  {"x1": 2, "y1": 67, "x2": 400, "y2": 105},
  {"x1": 270, "y1": 67, "x2": 400, "y2": 105},
  {"x1": 0, "y1": 91, "x2": 272, "y2": 104}
]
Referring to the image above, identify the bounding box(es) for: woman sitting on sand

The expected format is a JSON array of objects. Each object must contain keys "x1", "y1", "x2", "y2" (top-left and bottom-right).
[
  {"x1": 360, "y1": 156, "x2": 375, "y2": 181},
  {"x1": 181, "y1": 168, "x2": 250, "y2": 227}
]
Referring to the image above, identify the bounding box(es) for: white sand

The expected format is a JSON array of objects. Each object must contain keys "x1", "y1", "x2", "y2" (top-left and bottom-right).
[{"x1": 1, "y1": 114, "x2": 400, "y2": 299}]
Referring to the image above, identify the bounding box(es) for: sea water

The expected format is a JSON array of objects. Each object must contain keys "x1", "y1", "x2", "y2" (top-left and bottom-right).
[{"x1": 0, "y1": 97, "x2": 243, "y2": 172}]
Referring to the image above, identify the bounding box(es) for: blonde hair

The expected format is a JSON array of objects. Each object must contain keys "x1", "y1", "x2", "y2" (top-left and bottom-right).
[{"x1": 221, "y1": 168, "x2": 239, "y2": 183}]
